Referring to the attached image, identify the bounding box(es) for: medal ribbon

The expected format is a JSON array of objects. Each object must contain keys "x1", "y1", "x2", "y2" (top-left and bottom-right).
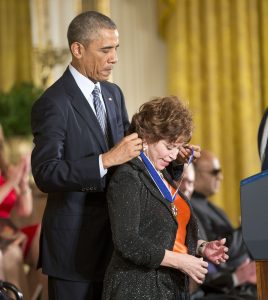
[{"x1": 140, "y1": 151, "x2": 178, "y2": 203}]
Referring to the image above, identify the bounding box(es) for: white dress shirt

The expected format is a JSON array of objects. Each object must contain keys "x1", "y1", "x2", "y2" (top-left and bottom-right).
[{"x1": 69, "y1": 64, "x2": 107, "y2": 177}]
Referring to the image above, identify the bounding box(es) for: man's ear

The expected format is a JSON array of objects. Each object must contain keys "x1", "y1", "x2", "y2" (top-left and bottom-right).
[{"x1": 70, "y1": 42, "x2": 83, "y2": 58}]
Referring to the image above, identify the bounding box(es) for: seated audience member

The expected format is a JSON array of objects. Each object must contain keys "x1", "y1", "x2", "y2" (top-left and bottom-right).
[
  {"x1": 0, "y1": 128, "x2": 47, "y2": 300},
  {"x1": 0, "y1": 126, "x2": 8, "y2": 179},
  {"x1": 177, "y1": 152, "x2": 257, "y2": 299},
  {"x1": 258, "y1": 107, "x2": 268, "y2": 170}
]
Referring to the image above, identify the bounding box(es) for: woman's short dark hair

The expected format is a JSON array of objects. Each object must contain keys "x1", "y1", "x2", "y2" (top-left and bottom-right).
[
  {"x1": 128, "y1": 96, "x2": 193, "y2": 143},
  {"x1": 67, "y1": 11, "x2": 117, "y2": 48}
]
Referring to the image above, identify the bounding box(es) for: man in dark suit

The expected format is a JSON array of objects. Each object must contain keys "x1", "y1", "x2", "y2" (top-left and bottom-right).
[
  {"x1": 258, "y1": 107, "x2": 268, "y2": 170},
  {"x1": 188, "y1": 150, "x2": 257, "y2": 299},
  {"x1": 31, "y1": 11, "x2": 143, "y2": 300}
]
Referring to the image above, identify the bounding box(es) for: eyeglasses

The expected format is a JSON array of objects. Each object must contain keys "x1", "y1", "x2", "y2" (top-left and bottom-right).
[{"x1": 200, "y1": 168, "x2": 222, "y2": 176}]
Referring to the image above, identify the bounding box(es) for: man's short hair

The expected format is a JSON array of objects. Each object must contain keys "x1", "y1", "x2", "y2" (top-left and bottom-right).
[{"x1": 67, "y1": 11, "x2": 117, "y2": 48}]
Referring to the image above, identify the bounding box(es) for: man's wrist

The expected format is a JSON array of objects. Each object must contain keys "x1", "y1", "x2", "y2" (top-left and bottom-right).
[{"x1": 101, "y1": 152, "x2": 110, "y2": 169}]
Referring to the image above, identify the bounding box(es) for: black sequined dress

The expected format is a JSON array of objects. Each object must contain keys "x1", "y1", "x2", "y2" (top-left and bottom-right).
[{"x1": 102, "y1": 158, "x2": 198, "y2": 300}]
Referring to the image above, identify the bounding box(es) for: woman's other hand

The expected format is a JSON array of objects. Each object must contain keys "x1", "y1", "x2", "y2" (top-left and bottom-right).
[
  {"x1": 161, "y1": 250, "x2": 208, "y2": 284},
  {"x1": 201, "y1": 238, "x2": 229, "y2": 264}
]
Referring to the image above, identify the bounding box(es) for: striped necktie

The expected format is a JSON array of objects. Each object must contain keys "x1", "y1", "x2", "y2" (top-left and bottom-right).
[{"x1": 92, "y1": 85, "x2": 109, "y2": 145}]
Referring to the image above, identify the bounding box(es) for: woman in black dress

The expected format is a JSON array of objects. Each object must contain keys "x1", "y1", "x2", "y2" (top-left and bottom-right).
[{"x1": 102, "y1": 96, "x2": 228, "y2": 300}]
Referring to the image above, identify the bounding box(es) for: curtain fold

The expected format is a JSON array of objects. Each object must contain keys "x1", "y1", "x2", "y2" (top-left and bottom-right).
[
  {"x1": 260, "y1": 0, "x2": 268, "y2": 108},
  {"x1": 82, "y1": 0, "x2": 110, "y2": 15},
  {"x1": 0, "y1": 0, "x2": 32, "y2": 92},
  {"x1": 159, "y1": 0, "x2": 266, "y2": 225}
]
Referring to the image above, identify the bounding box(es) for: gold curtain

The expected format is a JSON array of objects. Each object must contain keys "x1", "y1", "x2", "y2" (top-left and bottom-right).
[
  {"x1": 158, "y1": 0, "x2": 268, "y2": 225},
  {"x1": 82, "y1": 0, "x2": 110, "y2": 15},
  {"x1": 0, "y1": 0, "x2": 32, "y2": 92}
]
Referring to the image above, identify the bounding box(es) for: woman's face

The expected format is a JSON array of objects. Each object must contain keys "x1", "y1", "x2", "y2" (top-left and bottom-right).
[{"x1": 144, "y1": 138, "x2": 186, "y2": 171}]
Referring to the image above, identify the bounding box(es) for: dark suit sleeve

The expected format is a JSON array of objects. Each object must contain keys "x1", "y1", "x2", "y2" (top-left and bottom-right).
[
  {"x1": 202, "y1": 269, "x2": 235, "y2": 294},
  {"x1": 258, "y1": 108, "x2": 268, "y2": 155},
  {"x1": 115, "y1": 83, "x2": 130, "y2": 134},
  {"x1": 258, "y1": 108, "x2": 268, "y2": 170},
  {"x1": 107, "y1": 168, "x2": 165, "y2": 268},
  {"x1": 31, "y1": 96, "x2": 102, "y2": 193}
]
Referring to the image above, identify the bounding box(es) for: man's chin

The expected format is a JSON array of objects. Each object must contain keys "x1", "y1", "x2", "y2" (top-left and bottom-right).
[{"x1": 99, "y1": 75, "x2": 111, "y2": 81}]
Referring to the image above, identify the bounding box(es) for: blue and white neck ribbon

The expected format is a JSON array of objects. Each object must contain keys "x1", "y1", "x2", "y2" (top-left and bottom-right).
[
  {"x1": 140, "y1": 151, "x2": 178, "y2": 203},
  {"x1": 176, "y1": 148, "x2": 195, "y2": 189}
]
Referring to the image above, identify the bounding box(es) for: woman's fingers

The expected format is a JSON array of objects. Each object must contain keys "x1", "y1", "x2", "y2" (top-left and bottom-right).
[
  {"x1": 190, "y1": 258, "x2": 208, "y2": 283},
  {"x1": 191, "y1": 265, "x2": 208, "y2": 284}
]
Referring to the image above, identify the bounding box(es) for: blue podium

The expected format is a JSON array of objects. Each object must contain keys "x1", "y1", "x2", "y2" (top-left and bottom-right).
[{"x1": 241, "y1": 170, "x2": 268, "y2": 299}]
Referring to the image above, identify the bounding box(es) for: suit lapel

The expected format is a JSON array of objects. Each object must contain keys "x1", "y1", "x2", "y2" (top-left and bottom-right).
[
  {"x1": 62, "y1": 69, "x2": 108, "y2": 152},
  {"x1": 135, "y1": 161, "x2": 178, "y2": 223},
  {"x1": 101, "y1": 84, "x2": 117, "y2": 145}
]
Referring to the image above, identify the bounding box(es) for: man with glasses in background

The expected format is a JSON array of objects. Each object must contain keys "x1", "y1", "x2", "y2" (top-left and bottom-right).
[{"x1": 189, "y1": 150, "x2": 257, "y2": 299}]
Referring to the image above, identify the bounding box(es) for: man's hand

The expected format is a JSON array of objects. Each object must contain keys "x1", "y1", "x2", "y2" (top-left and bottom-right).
[
  {"x1": 235, "y1": 259, "x2": 256, "y2": 285},
  {"x1": 102, "y1": 133, "x2": 142, "y2": 169},
  {"x1": 177, "y1": 144, "x2": 201, "y2": 164}
]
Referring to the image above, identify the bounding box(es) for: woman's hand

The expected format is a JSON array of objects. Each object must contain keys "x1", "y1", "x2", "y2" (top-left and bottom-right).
[
  {"x1": 177, "y1": 144, "x2": 201, "y2": 164},
  {"x1": 201, "y1": 238, "x2": 229, "y2": 264},
  {"x1": 13, "y1": 154, "x2": 33, "y2": 217},
  {"x1": 18, "y1": 154, "x2": 31, "y2": 187},
  {"x1": 176, "y1": 253, "x2": 208, "y2": 284},
  {"x1": 11, "y1": 231, "x2": 27, "y2": 249},
  {"x1": 6, "y1": 163, "x2": 24, "y2": 188},
  {"x1": 161, "y1": 250, "x2": 208, "y2": 284}
]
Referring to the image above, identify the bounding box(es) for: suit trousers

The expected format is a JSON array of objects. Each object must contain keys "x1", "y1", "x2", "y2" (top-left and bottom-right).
[{"x1": 48, "y1": 277, "x2": 103, "y2": 300}]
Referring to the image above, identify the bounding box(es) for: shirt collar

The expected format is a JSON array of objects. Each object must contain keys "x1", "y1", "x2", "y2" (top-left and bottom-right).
[{"x1": 68, "y1": 64, "x2": 101, "y2": 100}]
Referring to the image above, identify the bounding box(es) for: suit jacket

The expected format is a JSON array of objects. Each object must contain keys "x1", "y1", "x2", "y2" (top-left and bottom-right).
[
  {"x1": 31, "y1": 68, "x2": 129, "y2": 281},
  {"x1": 258, "y1": 107, "x2": 268, "y2": 170},
  {"x1": 102, "y1": 158, "x2": 198, "y2": 300},
  {"x1": 190, "y1": 193, "x2": 257, "y2": 298},
  {"x1": 191, "y1": 212, "x2": 238, "y2": 295},
  {"x1": 191, "y1": 192, "x2": 249, "y2": 269}
]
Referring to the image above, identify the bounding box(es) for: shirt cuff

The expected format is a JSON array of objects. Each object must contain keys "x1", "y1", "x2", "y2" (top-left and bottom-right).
[
  {"x1": 99, "y1": 155, "x2": 107, "y2": 178},
  {"x1": 232, "y1": 272, "x2": 239, "y2": 287}
]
